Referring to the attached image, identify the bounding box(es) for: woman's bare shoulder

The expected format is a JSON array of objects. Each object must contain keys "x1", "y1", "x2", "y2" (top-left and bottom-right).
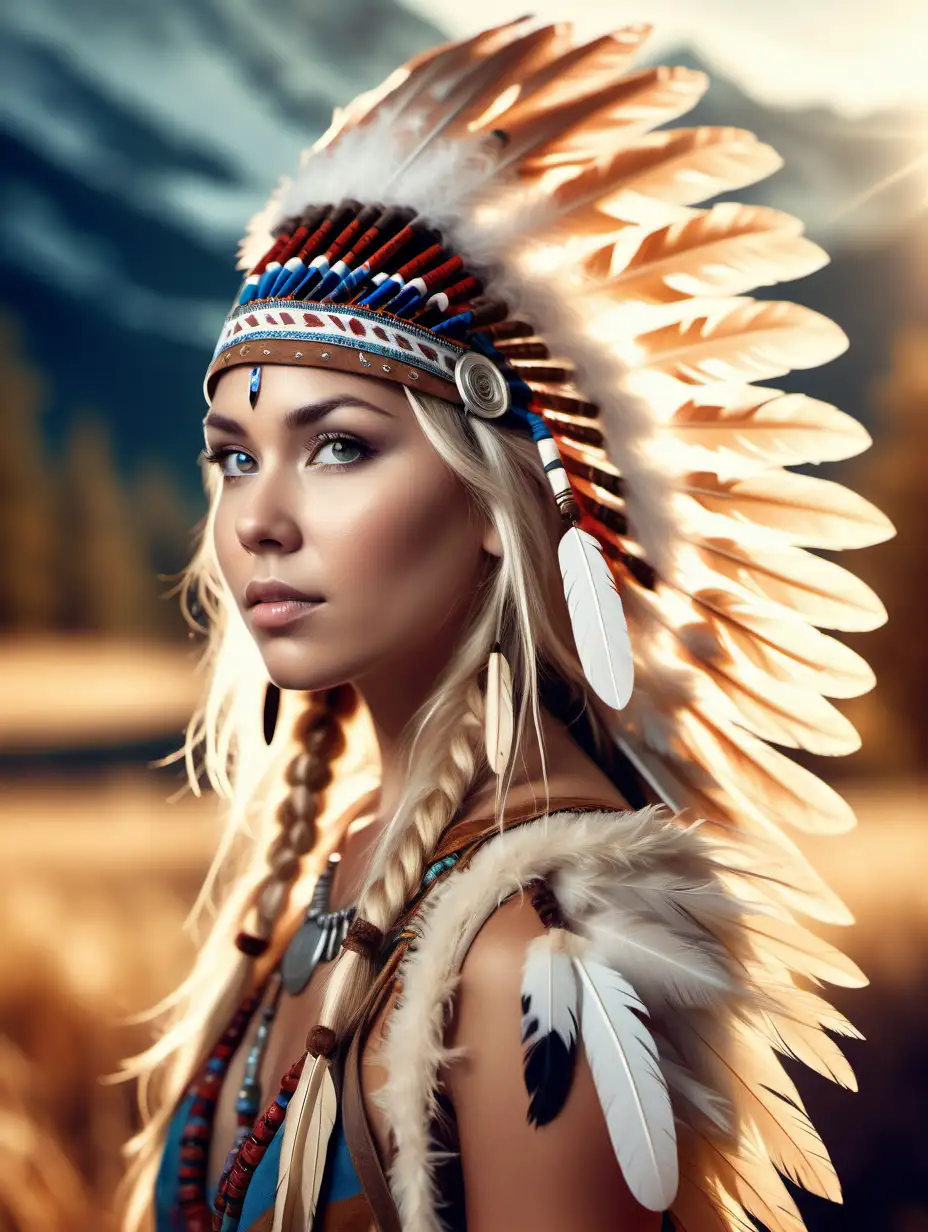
[{"x1": 441, "y1": 891, "x2": 659, "y2": 1232}]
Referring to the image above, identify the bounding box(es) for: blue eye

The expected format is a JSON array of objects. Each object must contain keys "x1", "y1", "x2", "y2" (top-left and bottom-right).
[
  {"x1": 221, "y1": 450, "x2": 258, "y2": 477},
  {"x1": 202, "y1": 448, "x2": 258, "y2": 478}
]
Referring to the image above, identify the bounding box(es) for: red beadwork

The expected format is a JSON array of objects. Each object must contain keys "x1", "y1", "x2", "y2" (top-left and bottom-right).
[
  {"x1": 325, "y1": 216, "x2": 363, "y2": 262},
  {"x1": 173, "y1": 994, "x2": 260, "y2": 1232},
  {"x1": 396, "y1": 242, "x2": 442, "y2": 281},
  {"x1": 211, "y1": 1055, "x2": 307, "y2": 1230}
]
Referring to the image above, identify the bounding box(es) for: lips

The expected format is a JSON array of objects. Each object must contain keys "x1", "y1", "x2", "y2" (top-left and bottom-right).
[
  {"x1": 244, "y1": 578, "x2": 325, "y2": 631},
  {"x1": 245, "y1": 578, "x2": 323, "y2": 607}
]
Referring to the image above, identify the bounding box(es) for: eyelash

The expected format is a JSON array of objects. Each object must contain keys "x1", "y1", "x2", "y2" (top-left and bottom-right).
[{"x1": 201, "y1": 431, "x2": 374, "y2": 480}]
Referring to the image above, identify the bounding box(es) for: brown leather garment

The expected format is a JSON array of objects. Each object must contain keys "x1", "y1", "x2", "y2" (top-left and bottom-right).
[{"x1": 339, "y1": 796, "x2": 626, "y2": 1230}]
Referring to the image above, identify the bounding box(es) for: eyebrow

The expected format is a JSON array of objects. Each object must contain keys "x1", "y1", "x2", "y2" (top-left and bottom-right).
[{"x1": 202, "y1": 395, "x2": 394, "y2": 435}]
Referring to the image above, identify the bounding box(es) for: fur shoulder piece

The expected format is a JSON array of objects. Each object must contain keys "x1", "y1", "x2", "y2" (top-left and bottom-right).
[{"x1": 374, "y1": 805, "x2": 864, "y2": 1232}]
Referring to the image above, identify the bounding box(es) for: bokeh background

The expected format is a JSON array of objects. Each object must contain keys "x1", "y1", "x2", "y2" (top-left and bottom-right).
[{"x1": 2, "y1": 0, "x2": 926, "y2": 1228}]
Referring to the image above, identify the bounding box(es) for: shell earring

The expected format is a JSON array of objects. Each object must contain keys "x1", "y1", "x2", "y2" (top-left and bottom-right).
[{"x1": 484, "y1": 643, "x2": 514, "y2": 777}]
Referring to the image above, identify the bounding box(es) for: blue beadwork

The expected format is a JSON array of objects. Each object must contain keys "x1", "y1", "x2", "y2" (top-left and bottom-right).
[
  {"x1": 248, "y1": 366, "x2": 262, "y2": 406},
  {"x1": 423, "y1": 852, "x2": 460, "y2": 886}
]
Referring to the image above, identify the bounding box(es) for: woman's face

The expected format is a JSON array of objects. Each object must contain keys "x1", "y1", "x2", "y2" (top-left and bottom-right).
[{"x1": 205, "y1": 363, "x2": 498, "y2": 696}]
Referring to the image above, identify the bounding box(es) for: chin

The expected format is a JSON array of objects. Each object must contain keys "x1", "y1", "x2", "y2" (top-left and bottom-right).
[{"x1": 256, "y1": 637, "x2": 362, "y2": 695}]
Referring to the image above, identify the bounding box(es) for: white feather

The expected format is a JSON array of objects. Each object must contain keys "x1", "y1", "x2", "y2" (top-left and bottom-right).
[
  {"x1": 521, "y1": 929, "x2": 580, "y2": 1053},
  {"x1": 272, "y1": 1054, "x2": 337, "y2": 1232},
  {"x1": 484, "y1": 646, "x2": 514, "y2": 775},
  {"x1": 573, "y1": 951, "x2": 679, "y2": 1211},
  {"x1": 558, "y1": 524, "x2": 635, "y2": 710}
]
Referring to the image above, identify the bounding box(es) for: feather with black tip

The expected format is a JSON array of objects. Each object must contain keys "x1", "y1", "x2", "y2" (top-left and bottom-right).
[{"x1": 520, "y1": 929, "x2": 580, "y2": 1125}]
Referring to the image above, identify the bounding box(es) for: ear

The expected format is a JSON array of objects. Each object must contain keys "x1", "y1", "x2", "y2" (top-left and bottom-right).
[{"x1": 482, "y1": 521, "x2": 503, "y2": 558}]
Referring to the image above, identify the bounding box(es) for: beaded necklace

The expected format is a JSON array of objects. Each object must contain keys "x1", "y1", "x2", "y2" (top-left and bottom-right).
[
  {"x1": 171, "y1": 847, "x2": 464, "y2": 1232},
  {"x1": 175, "y1": 995, "x2": 261, "y2": 1232}
]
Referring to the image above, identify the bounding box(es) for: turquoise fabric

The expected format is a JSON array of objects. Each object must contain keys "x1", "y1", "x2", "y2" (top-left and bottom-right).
[{"x1": 154, "y1": 1092, "x2": 363, "y2": 1232}]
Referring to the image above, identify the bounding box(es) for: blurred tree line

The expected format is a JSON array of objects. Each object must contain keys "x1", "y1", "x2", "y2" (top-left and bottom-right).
[
  {"x1": 844, "y1": 323, "x2": 928, "y2": 778},
  {"x1": 0, "y1": 314, "x2": 198, "y2": 639}
]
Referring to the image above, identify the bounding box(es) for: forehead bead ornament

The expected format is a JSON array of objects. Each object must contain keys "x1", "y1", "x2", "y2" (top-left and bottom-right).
[
  {"x1": 248, "y1": 365, "x2": 263, "y2": 410},
  {"x1": 454, "y1": 351, "x2": 510, "y2": 419}
]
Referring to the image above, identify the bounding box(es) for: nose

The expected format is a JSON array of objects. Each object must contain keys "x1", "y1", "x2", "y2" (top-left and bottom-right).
[{"x1": 235, "y1": 478, "x2": 303, "y2": 556}]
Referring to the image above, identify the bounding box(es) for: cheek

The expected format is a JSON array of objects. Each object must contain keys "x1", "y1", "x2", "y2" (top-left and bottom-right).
[
  {"x1": 212, "y1": 494, "x2": 245, "y2": 586},
  {"x1": 323, "y1": 464, "x2": 482, "y2": 627}
]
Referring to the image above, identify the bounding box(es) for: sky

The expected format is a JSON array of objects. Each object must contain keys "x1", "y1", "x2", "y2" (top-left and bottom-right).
[{"x1": 400, "y1": 0, "x2": 928, "y2": 118}]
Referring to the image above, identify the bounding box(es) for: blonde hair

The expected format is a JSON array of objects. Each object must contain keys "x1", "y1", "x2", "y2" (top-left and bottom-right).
[{"x1": 122, "y1": 386, "x2": 624, "y2": 1227}]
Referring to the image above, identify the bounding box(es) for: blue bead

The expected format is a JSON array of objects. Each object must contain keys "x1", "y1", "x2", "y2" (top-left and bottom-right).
[
  {"x1": 432, "y1": 311, "x2": 472, "y2": 337},
  {"x1": 314, "y1": 267, "x2": 343, "y2": 299},
  {"x1": 255, "y1": 264, "x2": 281, "y2": 299},
  {"x1": 360, "y1": 276, "x2": 403, "y2": 309},
  {"x1": 385, "y1": 284, "x2": 422, "y2": 316},
  {"x1": 237, "y1": 277, "x2": 259, "y2": 305},
  {"x1": 275, "y1": 263, "x2": 308, "y2": 298},
  {"x1": 330, "y1": 263, "x2": 370, "y2": 300}
]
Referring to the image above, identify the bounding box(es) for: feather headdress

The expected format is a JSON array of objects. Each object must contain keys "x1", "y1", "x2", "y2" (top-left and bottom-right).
[{"x1": 206, "y1": 19, "x2": 890, "y2": 1231}]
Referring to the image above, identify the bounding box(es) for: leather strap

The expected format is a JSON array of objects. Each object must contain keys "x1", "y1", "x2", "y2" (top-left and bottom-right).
[
  {"x1": 429, "y1": 793, "x2": 625, "y2": 863},
  {"x1": 338, "y1": 796, "x2": 624, "y2": 1229},
  {"x1": 340, "y1": 952, "x2": 405, "y2": 1232}
]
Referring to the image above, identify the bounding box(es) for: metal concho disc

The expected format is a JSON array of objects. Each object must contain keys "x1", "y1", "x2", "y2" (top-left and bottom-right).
[{"x1": 454, "y1": 352, "x2": 510, "y2": 419}]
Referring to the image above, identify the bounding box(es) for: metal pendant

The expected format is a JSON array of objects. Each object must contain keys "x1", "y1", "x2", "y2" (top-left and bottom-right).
[{"x1": 280, "y1": 854, "x2": 357, "y2": 996}]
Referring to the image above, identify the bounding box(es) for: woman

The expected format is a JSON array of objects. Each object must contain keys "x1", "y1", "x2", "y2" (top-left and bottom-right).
[{"x1": 128, "y1": 19, "x2": 891, "y2": 1232}]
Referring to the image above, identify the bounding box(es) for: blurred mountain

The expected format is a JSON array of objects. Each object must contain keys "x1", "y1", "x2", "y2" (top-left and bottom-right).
[
  {"x1": 1, "y1": 4, "x2": 925, "y2": 510},
  {"x1": 0, "y1": 0, "x2": 444, "y2": 496}
]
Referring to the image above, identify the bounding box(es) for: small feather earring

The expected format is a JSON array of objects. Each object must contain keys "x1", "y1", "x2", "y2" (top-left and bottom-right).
[
  {"x1": 484, "y1": 642, "x2": 514, "y2": 777},
  {"x1": 263, "y1": 682, "x2": 281, "y2": 745}
]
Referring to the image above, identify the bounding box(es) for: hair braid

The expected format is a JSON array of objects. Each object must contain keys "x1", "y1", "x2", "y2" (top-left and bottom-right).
[
  {"x1": 313, "y1": 673, "x2": 486, "y2": 1045},
  {"x1": 240, "y1": 684, "x2": 356, "y2": 952}
]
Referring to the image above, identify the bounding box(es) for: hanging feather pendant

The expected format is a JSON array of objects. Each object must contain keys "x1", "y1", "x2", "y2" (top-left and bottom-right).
[
  {"x1": 484, "y1": 642, "x2": 514, "y2": 776},
  {"x1": 272, "y1": 1053, "x2": 337, "y2": 1232},
  {"x1": 558, "y1": 524, "x2": 634, "y2": 710},
  {"x1": 573, "y1": 951, "x2": 678, "y2": 1211},
  {"x1": 520, "y1": 929, "x2": 580, "y2": 1125}
]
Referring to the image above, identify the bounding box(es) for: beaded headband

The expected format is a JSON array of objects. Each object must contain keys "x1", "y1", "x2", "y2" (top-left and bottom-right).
[
  {"x1": 205, "y1": 203, "x2": 513, "y2": 417},
  {"x1": 205, "y1": 200, "x2": 584, "y2": 529}
]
